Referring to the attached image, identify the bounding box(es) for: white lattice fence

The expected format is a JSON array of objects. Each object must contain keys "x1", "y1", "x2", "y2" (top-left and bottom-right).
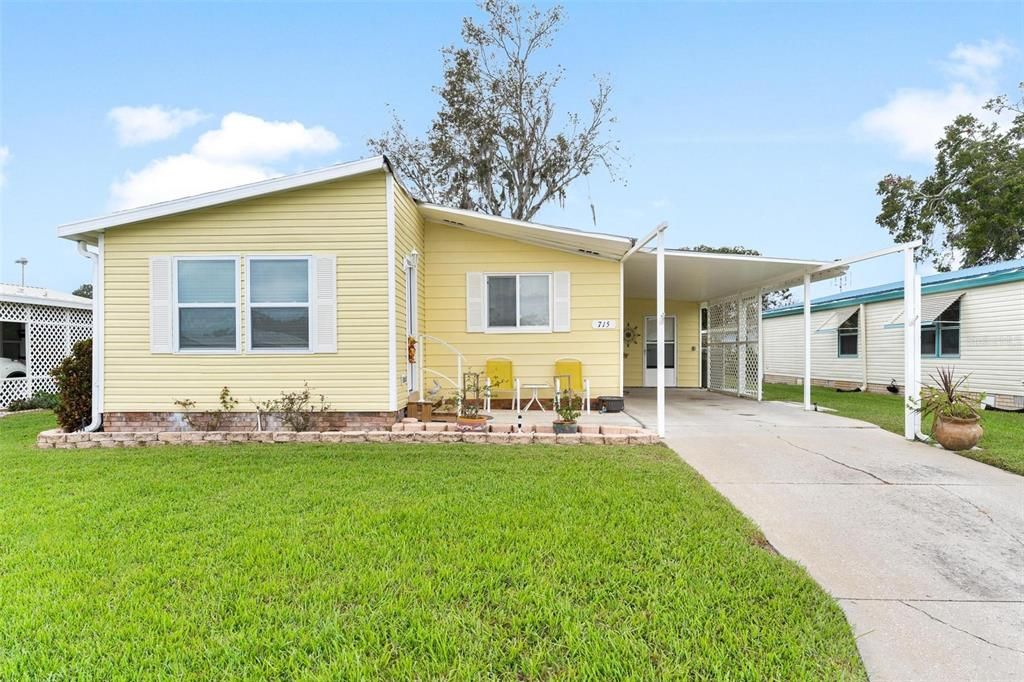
[
  {"x1": 0, "y1": 302, "x2": 91, "y2": 409},
  {"x1": 705, "y1": 291, "x2": 761, "y2": 398}
]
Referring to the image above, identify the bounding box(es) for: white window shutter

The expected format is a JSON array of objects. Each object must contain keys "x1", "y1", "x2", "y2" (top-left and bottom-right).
[
  {"x1": 150, "y1": 256, "x2": 173, "y2": 353},
  {"x1": 553, "y1": 271, "x2": 571, "y2": 332},
  {"x1": 466, "y1": 272, "x2": 484, "y2": 332},
  {"x1": 313, "y1": 255, "x2": 337, "y2": 353}
]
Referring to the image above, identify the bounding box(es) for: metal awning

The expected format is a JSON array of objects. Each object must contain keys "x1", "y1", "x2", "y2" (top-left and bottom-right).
[
  {"x1": 816, "y1": 306, "x2": 859, "y2": 333},
  {"x1": 889, "y1": 291, "x2": 963, "y2": 326}
]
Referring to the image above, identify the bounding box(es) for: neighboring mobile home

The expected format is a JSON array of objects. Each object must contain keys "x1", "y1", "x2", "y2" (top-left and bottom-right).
[
  {"x1": 57, "y1": 156, "x2": 846, "y2": 432},
  {"x1": 763, "y1": 260, "x2": 1024, "y2": 409},
  {"x1": 0, "y1": 284, "x2": 93, "y2": 409}
]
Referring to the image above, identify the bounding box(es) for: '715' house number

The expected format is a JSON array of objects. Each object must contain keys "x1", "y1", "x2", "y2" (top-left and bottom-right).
[{"x1": 591, "y1": 319, "x2": 617, "y2": 329}]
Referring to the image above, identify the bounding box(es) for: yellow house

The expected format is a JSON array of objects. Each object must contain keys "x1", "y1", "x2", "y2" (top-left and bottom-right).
[{"x1": 58, "y1": 156, "x2": 840, "y2": 432}]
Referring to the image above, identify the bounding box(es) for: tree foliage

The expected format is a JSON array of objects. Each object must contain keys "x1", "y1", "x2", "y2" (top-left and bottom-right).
[
  {"x1": 72, "y1": 283, "x2": 92, "y2": 299},
  {"x1": 681, "y1": 245, "x2": 794, "y2": 309},
  {"x1": 876, "y1": 84, "x2": 1024, "y2": 271},
  {"x1": 368, "y1": 0, "x2": 620, "y2": 221}
]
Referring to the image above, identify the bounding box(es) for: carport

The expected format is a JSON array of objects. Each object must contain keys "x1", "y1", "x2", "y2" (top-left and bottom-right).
[{"x1": 621, "y1": 224, "x2": 924, "y2": 440}]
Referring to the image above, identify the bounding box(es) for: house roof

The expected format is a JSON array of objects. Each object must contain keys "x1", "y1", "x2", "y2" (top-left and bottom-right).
[
  {"x1": 764, "y1": 258, "x2": 1024, "y2": 319},
  {"x1": 57, "y1": 156, "x2": 390, "y2": 241},
  {"x1": 54, "y1": 155, "x2": 845, "y2": 289},
  {"x1": 623, "y1": 249, "x2": 842, "y2": 301},
  {"x1": 0, "y1": 283, "x2": 93, "y2": 309},
  {"x1": 417, "y1": 203, "x2": 635, "y2": 260}
]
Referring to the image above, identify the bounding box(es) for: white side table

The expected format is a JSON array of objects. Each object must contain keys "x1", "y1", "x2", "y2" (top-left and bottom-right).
[{"x1": 522, "y1": 383, "x2": 549, "y2": 412}]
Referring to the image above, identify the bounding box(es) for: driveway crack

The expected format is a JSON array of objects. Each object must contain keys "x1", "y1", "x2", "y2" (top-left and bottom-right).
[
  {"x1": 777, "y1": 435, "x2": 891, "y2": 485},
  {"x1": 899, "y1": 600, "x2": 1024, "y2": 654},
  {"x1": 938, "y1": 485, "x2": 1024, "y2": 549}
]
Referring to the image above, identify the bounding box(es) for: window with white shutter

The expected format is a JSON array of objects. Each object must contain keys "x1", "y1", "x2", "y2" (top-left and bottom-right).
[{"x1": 172, "y1": 257, "x2": 240, "y2": 352}]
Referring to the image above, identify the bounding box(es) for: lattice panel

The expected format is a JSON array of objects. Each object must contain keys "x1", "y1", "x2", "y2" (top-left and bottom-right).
[
  {"x1": 30, "y1": 306, "x2": 67, "y2": 323},
  {"x1": 0, "y1": 378, "x2": 29, "y2": 406},
  {"x1": 0, "y1": 303, "x2": 93, "y2": 408},
  {"x1": 0, "y1": 301, "x2": 26, "y2": 323},
  {"x1": 31, "y1": 323, "x2": 71, "y2": 378},
  {"x1": 69, "y1": 308, "x2": 92, "y2": 326},
  {"x1": 706, "y1": 292, "x2": 761, "y2": 399}
]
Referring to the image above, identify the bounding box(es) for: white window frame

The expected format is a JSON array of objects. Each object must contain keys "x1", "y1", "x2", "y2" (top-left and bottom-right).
[
  {"x1": 172, "y1": 256, "x2": 241, "y2": 354},
  {"x1": 245, "y1": 255, "x2": 315, "y2": 354},
  {"x1": 484, "y1": 272, "x2": 553, "y2": 333}
]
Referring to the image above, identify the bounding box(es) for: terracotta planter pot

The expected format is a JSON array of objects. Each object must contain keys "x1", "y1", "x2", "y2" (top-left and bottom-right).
[
  {"x1": 552, "y1": 421, "x2": 578, "y2": 435},
  {"x1": 933, "y1": 414, "x2": 983, "y2": 451},
  {"x1": 456, "y1": 415, "x2": 489, "y2": 432}
]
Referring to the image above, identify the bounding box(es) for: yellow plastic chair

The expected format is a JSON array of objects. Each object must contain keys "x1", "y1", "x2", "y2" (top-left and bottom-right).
[
  {"x1": 484, "y1": 358, "x2": 519, "y2": 412},
  {"x1": 554, "y1": 359, "x2": 590, "y2": 414}
]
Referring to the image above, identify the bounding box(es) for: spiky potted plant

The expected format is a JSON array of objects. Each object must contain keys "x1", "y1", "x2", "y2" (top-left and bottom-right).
[
  {"x1": 553, "y1": 388, "x2": 582, "y2": 434},
  {"x1": 917, "y1": 367, "x2": 984, "y2": 451}
]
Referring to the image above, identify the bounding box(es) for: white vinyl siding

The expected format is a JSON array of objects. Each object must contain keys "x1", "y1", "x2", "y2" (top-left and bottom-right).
[{"x1": 763, "y1": 281, "x2": 1024, "y2": 399}]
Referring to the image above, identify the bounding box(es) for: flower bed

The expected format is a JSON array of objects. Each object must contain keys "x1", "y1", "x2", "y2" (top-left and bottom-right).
[{"x1": 36, "y1": 422, "x2": 659, "y2": 449}]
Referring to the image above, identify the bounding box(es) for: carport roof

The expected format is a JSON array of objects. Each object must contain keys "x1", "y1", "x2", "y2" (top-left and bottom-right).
[{"x1": 624, "y1": 249, "x2": 844, "y2": 302}]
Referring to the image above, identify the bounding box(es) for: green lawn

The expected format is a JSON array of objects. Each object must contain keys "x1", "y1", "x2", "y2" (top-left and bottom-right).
[
  {"x1": 0, "y1": 411, "x2": 864, "y2": 679},
  {"x1": 764, "y1": 383, "x2": 1024, "y2": 475}
]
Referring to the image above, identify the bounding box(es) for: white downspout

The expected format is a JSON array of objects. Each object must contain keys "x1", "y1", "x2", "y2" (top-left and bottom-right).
[
  {"x1": 803, "y1": 273, "x2": 812, "y2": 410},
  {"x1": 76, "y1": 239, "x2": 103, "y2": 432},
  {"x1": 903, "y1": 245, "x2": 920, "y2": 440}
]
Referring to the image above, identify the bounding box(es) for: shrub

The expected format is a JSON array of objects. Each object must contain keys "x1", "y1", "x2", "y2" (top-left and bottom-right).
[
  {"x1": 174, "y1": 387, "x2": 238, "y2": 431},
  {"x1": 7, "y1": 391, "x2": 60, "y2": 412},
  {"x1": 261, "y1": 383, "x2": 331, "y2": 432},
  {"x1": 51, "y1": 338, "x2": 92, "y2": 431}
]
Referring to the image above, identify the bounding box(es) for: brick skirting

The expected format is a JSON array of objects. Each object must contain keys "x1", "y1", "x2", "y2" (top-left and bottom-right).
[
  {"x1": 37, "y1": 422, "x2": 659, "y2": 449},
  {"x1": 102, "y1": 410, "x2": 402, "y2": 433}
]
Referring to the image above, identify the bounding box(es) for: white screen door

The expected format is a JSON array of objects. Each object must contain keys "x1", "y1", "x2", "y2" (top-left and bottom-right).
[{"x1": 643, "y1": 315, "x2": 676, "y2": 387}]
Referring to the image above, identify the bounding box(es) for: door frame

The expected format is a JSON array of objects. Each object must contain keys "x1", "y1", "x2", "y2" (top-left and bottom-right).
[
  {"x1": 405, "y1": 258, "x2": 419, "y2": 393},
  {"x1": 643, "y1": 314, "x2": 677, "y2": 387}
]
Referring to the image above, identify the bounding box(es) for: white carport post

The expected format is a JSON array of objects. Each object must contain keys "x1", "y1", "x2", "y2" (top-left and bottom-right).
[
  {"x1": 903, "y1": 245, "x2": 922, "y2": 440},
  {"x1": 621, "y1": 221, "x2": 669, "y2": 439},
  {"x1": 656, "y1": 229, "x2": 666, "y2": 438},
  {"x1": 803, "y1": 273, "x2": 812, "y2": 411}
]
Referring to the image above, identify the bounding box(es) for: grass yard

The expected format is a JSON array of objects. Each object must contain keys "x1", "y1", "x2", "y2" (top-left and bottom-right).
[
  {"x1": 0, "y1": 411, "x2": 864, "y2": 680},
  {"x1": 764, "y1": 383, "x2": 1024, "y2": 475}
]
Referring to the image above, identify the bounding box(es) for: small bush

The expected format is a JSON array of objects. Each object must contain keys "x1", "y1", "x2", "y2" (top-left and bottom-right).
[
  {"x1": 51, "y1": 339, "x2": 92, "y2": 431},
  {"x1": 174, "y1": 387, "x2": 238, "y2": 431},
  {"x1": 261, "y1": 383, "x2": 331, "y2": 431},
  {"x1": 7, "y1": 391, "x2": 60, "y2": 412}
]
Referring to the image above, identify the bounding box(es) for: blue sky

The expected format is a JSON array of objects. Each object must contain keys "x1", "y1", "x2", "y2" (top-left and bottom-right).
[{"x1": 1, "y1": 1, "x2": 1021, "y2": 297}]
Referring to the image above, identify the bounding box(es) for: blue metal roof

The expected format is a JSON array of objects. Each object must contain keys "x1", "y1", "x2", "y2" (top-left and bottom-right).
[{"x1": 764, "y1": 258, "x2": 1024, "y2": 318}]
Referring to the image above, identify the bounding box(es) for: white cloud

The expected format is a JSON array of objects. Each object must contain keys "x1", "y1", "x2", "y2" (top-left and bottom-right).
[
  {"x1": 857, "y1": 40, "x2": 1014, "y2": 160},
  {"x1": 109, "y1": 113, "x2": 340, "y2": 210},
  {"x1": 0, "y1": 146, "x2": 9, "y2": 186},
  {"x1": 108, "y1": 105, "x2": 208, "y2": 146},
  {"x1": 945, "y1": 39, "x2": 1014, "y2": 83},
  {"x1": 110, "y1": 155, "x2": 277, "y2": 210},
  {"x1": 193, "y1": 113, "x2": 338, "y2": 162}
]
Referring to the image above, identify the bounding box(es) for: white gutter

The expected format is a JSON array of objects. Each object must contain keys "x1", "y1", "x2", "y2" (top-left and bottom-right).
[
  {"x1": 76, "y1": 240, "x2": 103, "y2": 432},
  {"x1": 859, "y1": 303, "x2": 868, "y2": 392}
]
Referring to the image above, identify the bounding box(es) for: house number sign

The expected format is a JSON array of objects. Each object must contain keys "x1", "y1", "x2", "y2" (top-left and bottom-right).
[{"x1": 592, "y1": 319, "x2": 617, "y2": 329}]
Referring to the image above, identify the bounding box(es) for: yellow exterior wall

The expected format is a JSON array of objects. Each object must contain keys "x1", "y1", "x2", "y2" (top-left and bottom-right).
[
  {"x1": 102, "y1": 171, "x2": 391, "y2": 412},
  {"x1": 392, "y1": 181, "x2": 425, "y2": 409},
  {"x1": 422, "y1": 222, "x2": 621, "y2": 400},
  {"x1": 623, "y1": 298, "x2": 700, "y2": 387}
]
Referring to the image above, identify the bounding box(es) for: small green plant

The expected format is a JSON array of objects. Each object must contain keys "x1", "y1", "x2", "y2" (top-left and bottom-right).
[
  {"x1": 51, "y1": 338, "x2": 92, "y2": 431},
  {"x1": 555, "y1": 389, "x2": 582, "y2": 424},
  {"x1": 916, "y1": 367, "x2": 984, "y2": 423},
  {"x1": 174, "y1": 386, "x2": 238, "y2": 431},
  {"x1": 7, "y1": 391, "x2": 59, "y2": 412},
  {"x1": 438, "y1": 372, "x2": 493, "y2": 418},
  {"x1": 259, "y1": 383, "x2": 332, "y2": 432}
]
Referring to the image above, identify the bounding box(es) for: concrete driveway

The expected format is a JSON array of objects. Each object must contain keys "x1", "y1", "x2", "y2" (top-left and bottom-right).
[{"x1": 624, "y1": 388, "x2": 1024, "y2": 681}]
